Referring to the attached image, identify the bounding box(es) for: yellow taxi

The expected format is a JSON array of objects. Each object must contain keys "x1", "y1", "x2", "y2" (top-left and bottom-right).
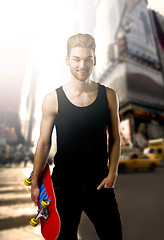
[
  {"x1": 143, "y1": 147, "x2": 164, "y2": 161},
  {"x1": 118, "y1": 153, "x2": 162, "y2": 172}
]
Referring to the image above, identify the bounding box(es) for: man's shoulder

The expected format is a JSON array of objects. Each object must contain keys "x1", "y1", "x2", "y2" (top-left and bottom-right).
[
  {"x1": 103, "y1": 86, "x2": 116, "y2": 97},
  {"x1": 103, "y1": 86, "x2": 119, "y2": 110},
  {"x1": 42, "y1": 90, "x2": 58, "y2": 115},
  {"x1": 44, "y1": 90, "x2": 58, "y2": 103}
]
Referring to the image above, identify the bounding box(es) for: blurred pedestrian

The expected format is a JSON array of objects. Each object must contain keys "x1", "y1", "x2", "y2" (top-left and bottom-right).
[
  {"x1": 134, "y1": 122, "x2": 148, "y2": 151},
  {"x1": 24, "y1": 154, "x2": 29, "y2": 167},
  {"x1": 31, "y1": 33, "x2": 122, "y2": 240}
]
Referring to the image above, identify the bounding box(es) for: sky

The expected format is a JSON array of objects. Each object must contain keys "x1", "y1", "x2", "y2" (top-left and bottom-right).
[
  {"x1": 0, "y1": 0, "x2": 164, "y2": 114},
  {"x1": 147, "y1": 0, "x2": 164, "y2": 15}
]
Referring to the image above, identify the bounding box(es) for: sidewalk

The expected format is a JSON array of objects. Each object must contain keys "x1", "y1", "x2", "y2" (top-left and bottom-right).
[{"x1": 0, "y1": 227, "x2": 43, "y2": 240}]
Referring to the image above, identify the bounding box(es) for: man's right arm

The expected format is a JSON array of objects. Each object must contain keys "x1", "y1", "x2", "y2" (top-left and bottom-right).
[{"x1": 31, "y1": 91, "x2": 58, "y2": 205}]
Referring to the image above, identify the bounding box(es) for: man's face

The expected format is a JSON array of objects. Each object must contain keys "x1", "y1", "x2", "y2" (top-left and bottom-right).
[{"x1": 66, "y1": 47, "x2": 96, "y2": 82}]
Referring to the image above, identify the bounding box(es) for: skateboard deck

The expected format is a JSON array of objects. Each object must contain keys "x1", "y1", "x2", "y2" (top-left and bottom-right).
[{"x1": 24, "y1": 163, "x2": 60, "y2": 240}]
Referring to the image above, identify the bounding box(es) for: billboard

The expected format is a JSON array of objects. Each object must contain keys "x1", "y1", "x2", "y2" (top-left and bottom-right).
[
  {"x1": 122, "y1": 0, "x2": 159, "y2": 65},
  {"x1": 97, "y1": 0, "x2": 160, "y2": 65},
  {"x1": 120, "y1": 118, "x2": 132, "y2": 147}
]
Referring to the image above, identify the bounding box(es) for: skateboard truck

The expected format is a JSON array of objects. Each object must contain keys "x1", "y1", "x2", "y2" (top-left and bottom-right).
[{"x1": 30, "y1": 200, "x2": 50, "y2": 227}]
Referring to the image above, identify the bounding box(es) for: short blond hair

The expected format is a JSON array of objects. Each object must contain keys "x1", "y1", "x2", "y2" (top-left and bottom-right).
[{"x1": 67, "y1": 33, "x2": 96, "y2": 56}]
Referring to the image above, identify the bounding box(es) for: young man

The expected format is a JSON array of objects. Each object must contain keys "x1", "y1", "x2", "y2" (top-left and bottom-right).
[{"x1": 31, "y1": 33, "x2": 122, "y2": 239}]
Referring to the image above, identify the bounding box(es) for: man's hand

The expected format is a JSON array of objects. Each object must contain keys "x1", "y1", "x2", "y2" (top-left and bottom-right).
[
  {"x1": 31, "y1": 184, "x2": 40, "y2": 206},
  {"x1": 97, "y1": 172, "x2": 118, "y2": 190}
]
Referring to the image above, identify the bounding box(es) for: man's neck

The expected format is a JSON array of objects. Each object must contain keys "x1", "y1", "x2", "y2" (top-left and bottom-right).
[
  {"x1": 62, "y1": 77, "x2": 98, "y2": 107},
  {"x1": 68, "y1": 77, "x2": 93, "y2": 93}
]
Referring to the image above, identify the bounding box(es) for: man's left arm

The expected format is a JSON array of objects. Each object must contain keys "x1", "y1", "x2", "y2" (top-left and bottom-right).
[{"x1": 97, "y1": 88, "x2": 121, "y2": 189}]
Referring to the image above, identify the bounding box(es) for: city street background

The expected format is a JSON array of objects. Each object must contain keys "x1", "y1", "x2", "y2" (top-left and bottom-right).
[
  {"x1": 0, "y1": 163, "x2": 164, "y2": 240},
  {"x1": 0, "y1": 0, "x2": 164, "y2": 239}
]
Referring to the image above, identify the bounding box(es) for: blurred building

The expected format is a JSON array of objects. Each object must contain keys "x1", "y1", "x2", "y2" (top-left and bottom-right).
[
  {"x1": 95, "y1": 0, "x2": 164, "y2": 150},
  {"x1": 19, "y1": 64, "x2": 37, "y2": 150}
]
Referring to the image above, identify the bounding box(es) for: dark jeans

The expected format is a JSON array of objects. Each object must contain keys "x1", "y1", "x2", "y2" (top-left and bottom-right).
[{"x1": 53, "y1": 183, "x2": 122, "y2": 240}]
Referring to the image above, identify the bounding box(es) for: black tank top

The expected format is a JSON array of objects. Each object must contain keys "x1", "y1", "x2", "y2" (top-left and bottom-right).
[{"x1": 52, "y1": 83, "x2": 110, "y2": 187}]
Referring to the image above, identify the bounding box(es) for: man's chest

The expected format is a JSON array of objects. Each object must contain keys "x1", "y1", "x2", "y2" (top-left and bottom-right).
[{"x1": 67, "y1": 91, "x2": 98, "y2": 107}]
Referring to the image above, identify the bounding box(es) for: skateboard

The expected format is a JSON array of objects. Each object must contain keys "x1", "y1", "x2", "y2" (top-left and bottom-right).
[{"x1": 24, "y1": 163, "x2": 60, "y2": 240}]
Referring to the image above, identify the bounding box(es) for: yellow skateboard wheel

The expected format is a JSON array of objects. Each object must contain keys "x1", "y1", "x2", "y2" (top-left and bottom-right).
[
  {"x1": 24, "y1": 178, "x2": 31, "y2": 186},
  {"x1": 41, "y1": 200, "x2": 50, "y2": 208},
  {"x1": 30, "y1": 218, "x2": 38, "y2": 227}
]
